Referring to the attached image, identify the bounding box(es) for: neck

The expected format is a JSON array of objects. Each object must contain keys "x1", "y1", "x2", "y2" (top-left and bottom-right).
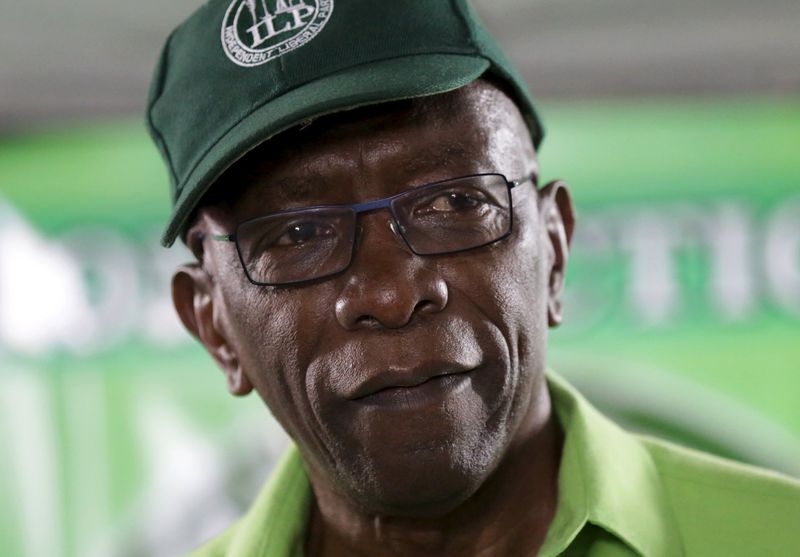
[{"x1": 305, "y1": 384, "x2": 563, "y2": 557}]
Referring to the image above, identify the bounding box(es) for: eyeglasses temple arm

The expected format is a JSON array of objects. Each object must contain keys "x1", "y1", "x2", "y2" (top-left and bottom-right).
[{"x1": 508, "y1": 172, "x2": 538, "y2": 190}]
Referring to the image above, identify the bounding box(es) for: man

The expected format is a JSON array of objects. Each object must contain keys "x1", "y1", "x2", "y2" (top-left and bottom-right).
[{"x1": 147, "y1": 1, "x2": 800, "y2": 555}]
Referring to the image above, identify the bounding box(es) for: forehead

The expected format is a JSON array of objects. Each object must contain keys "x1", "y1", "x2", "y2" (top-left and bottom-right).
[{"x1": 209, "y1": 80, "x2": 534, "y2": 215}]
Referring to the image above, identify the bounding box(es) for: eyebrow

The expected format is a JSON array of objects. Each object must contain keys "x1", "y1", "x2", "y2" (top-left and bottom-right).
[{"x1": 261, "y1": 173, "x2": 327, "y2": 206}]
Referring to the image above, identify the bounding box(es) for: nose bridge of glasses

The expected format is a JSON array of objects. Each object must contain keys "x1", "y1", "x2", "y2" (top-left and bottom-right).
[
  {"x1": 351, "y1": 195, "x2": 408, "y2": 246},
  {"x1": 350, "y1": 195, "x2": 394, "y2": 214}
]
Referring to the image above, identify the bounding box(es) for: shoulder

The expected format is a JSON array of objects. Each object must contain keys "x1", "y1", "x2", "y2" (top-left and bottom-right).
[
  {"x1": 641, "y1": 435, "x2": 800, "y2": 554},
  {"x1": 642, "y1": 435, "x2": 800, "y2": 503}
]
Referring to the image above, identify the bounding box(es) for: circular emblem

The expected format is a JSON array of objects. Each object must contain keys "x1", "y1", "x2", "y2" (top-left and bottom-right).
[{"x1": 221, "y1": 0, "x2": 333, "y2": 68}]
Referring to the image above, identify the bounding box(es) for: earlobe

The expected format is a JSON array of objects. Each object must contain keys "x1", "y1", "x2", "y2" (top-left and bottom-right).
[
  {"x1": 538, "y1": 181, "x2": 575, "y2": 328},
  {"x1": 224, "y1": 358, "x2": 253, "y2": 396},
  {"x1": 214, "y1": 333, "x2": 252, "y2": 396},
  {"x1": 172, "y1": 264, "x2": 253, "y2": 397}
]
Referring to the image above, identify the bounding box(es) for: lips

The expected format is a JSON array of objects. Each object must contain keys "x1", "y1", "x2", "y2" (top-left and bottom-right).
[{"x1": 349, "y1": 360, "x2": 476, "y2": 403}]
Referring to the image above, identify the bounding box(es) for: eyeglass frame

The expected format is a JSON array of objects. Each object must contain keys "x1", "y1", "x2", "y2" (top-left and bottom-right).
[{"x1": 201, "y1": 171, "x2": 537, "y2": 287}]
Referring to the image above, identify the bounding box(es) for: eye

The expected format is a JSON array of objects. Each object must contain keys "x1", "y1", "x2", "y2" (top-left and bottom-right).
[
  {"x1": 423, "y1": 189, "x2": 489, "y2": 214},
  {"x1": 273, "y1": 221, "x2": 335, "y2": 247}
]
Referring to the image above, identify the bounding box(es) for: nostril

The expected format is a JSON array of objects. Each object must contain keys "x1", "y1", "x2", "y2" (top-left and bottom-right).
[
  {"x1": 415, "y1": 299, "x2": 438, "y2": 315},
  {"x1": 355, "y1": 315, "x2": 380, "y2": 328}
]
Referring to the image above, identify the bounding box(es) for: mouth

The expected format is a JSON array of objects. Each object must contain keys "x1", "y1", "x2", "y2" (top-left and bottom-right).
[{"x1": 350, "y1": 363, "x2": 477, "y2": 408}]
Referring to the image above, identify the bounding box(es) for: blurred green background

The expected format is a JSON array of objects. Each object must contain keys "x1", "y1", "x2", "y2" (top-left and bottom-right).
[{"x1": 1, "y1": 1, "x2": 799, "y2": 556}]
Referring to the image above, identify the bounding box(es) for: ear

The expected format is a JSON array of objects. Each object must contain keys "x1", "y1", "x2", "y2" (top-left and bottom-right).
[
  {"x1": 538, "y1": 180, "x2": 576, "y2": 328},
  {"x1": 172, "y1": 263, "x2": 253, "y2": 396}
]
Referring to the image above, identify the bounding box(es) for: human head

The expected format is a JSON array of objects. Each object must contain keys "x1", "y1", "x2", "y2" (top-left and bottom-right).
[
  {"x1": 170, "y1": 78, "x2": 575, "y2": 516},
  {"x1": 150, "y1": 0, "x2": 574, "y2": 518}
]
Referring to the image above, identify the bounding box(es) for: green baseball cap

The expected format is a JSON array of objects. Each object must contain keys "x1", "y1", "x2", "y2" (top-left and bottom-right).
[{"x1": 147, "y1": 0, "x2": 544, "y2": 247}]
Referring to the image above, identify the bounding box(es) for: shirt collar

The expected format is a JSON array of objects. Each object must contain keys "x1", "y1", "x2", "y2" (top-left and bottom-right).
[
  {"x1": 226, "y1": 447, "x2": 312, "y2": 557},
  {"x1": 540, "y1": 370, "x2": 684, "y2": 557}
]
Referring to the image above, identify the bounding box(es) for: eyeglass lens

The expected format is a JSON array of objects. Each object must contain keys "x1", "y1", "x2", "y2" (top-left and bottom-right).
[{"x1": 235, "y1": 174, "x2": 512, "y2": 285}]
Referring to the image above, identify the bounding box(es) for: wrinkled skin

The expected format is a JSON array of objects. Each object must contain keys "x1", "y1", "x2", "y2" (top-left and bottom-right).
[{"x1": 173, "y1": 80, "x2": 575, "y2": 556}]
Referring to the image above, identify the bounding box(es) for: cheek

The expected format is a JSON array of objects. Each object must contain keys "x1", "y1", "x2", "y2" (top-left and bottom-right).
[
  {"x1": 444, "y1": 209, "x2": 550, "y2": 416},
  {"x1": 219, "y1": 270, "x2": 335, "y2": 443},
  {"x1": 456, "y1": 207, "x2": 549, "y2": 344},
  {"x1": 502, "y1": 215, "x2": 551, "y2": 368},
  {"x1": 507, "y1": 218, "x2": 550, "y2": 326}
]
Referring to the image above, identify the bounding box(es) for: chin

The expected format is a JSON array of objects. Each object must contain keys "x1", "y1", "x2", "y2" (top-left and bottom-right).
[
  {"x1": 355, "y1": 478, "x2": 482, "y2": 519},
  {"x1": 341, "y1": 431, "x2": 503, "y2": 518},
  {"x1": 368, "y1": 489, "x2": 476, "y2": 519}
]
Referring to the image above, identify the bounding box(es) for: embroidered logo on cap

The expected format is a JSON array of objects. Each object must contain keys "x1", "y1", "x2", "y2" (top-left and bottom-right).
[{"x1": 221, "y1": 0, "x2": 333, "y2": 67}]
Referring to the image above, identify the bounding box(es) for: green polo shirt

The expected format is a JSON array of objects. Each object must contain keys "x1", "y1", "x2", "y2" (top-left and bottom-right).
[{"x1": 190, "y1": 372, "x2": 800, "y2": 556}]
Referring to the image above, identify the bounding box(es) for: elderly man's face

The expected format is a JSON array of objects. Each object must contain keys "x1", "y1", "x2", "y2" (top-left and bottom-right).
[{"x1": 177, "y1": 81, "x2": 572, "y2": 517}]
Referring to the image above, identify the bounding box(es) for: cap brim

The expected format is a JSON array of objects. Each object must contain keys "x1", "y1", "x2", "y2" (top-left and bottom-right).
[{"x1": 161, "y1": 53, "x2": 490, "y2": 246}]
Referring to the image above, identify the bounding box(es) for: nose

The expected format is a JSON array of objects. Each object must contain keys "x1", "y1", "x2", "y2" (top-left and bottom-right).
[{"x1": 334, "y1": 213, "x2": 448, "y2": 330}]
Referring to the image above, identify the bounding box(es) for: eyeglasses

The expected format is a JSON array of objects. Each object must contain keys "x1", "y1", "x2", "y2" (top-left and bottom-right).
[{"x1": 204, "y1": 172, "x2": 535, "y2": 286}]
